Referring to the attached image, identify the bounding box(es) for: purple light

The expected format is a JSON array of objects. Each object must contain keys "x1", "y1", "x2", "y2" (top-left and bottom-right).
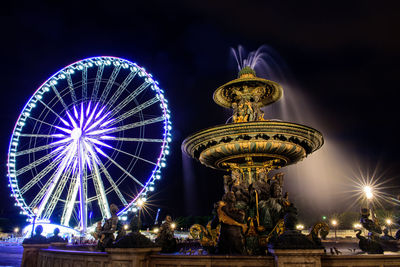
[
  {"x1": 7, "y1": 56, "x2": 172, "y2": 223},
  {"x1": 49, "y1": 102, "x2": 114, "y2": 176}
]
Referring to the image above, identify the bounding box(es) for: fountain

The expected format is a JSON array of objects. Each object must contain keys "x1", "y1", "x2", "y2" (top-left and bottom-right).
[
  {"x1": 182, "y1": 57, "x2": 325, "y2": 255},
  {"x1": 22, "y1": 48, "x2": 400, "y2": 267}
]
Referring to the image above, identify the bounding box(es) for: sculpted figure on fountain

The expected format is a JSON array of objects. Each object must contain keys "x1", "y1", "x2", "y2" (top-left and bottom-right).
[
  {"x1": 217, "y1": 191, "x2": 246, "y2": 254},
  {"x1": 183, "y1": 57, "x2": 325, "y2": 254},
  {"x1": 96, "y1": 204, "x2": 119, "y2": 251}
]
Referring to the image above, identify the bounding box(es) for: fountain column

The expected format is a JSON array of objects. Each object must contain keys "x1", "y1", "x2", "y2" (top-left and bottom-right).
[{"x1": 182, "y1": 66, "x2": 324, "y2": 254}]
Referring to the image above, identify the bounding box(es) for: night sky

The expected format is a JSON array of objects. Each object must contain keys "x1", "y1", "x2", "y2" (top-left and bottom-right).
[{"x1": 1, "y1": 1, "x2": 400, "y2": 230}]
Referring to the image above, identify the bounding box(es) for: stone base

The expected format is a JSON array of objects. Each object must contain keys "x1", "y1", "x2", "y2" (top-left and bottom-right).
[
  {"x1": 31, "y1": 247, "x2": 400, "y2": 267},
  {"x1": 22, "y1": 244, "x2": 50, "y2": 267},
  {"x1": 105, "y1": 247, "x2": 161, "y2": 267},
  {"x1": 268, "y1": 248, "x2": 325, "y2": 267}
]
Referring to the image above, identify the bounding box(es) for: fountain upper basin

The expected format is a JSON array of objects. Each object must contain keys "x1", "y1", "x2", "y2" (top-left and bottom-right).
[{"x1": 182, "y1": 121, "x2": 323, "y2": 171}]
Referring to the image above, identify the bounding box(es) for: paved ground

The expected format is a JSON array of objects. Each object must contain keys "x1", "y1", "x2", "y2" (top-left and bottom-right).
[{"x1": 0, "y1": 245, "x2": 23, "y2": 267}]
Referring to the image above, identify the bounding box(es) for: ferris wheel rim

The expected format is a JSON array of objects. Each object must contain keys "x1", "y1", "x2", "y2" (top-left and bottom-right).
[{"x1": 7, "y1": 56, "x2": 172, "y2": 225}]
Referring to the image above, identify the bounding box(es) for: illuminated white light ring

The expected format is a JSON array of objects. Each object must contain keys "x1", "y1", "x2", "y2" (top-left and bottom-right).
[{"x1": 7, "y1": 56, "x2": 172, "y2": 222}]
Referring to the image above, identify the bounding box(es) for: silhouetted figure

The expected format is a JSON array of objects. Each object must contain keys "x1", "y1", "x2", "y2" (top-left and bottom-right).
[
  {"x1": 156, "y1": 215, "x2": 177, "y2": 253},
  {"x1": 47, "y1": 228, "x2": 67, "y2": 243},
  {"x1": 114, "y1": 217, "x2": 156, "y2": 248},
  {"x1": 355, "y1": 229, "x2": 383, "y2": 254},
  {"x1": 22, "y1": 225, "x2": 48, "y2": 244},
  {"x1": 97, "y1": 204, "x2": 119, "y2": 251},
  {"x1": 380, "y1": 228, "x2": 395, "y2": 241}
]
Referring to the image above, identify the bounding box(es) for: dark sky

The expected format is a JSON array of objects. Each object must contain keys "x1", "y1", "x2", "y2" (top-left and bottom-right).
[{"x1": 1, "y1": 1, "x2": 400, "y2": 229}]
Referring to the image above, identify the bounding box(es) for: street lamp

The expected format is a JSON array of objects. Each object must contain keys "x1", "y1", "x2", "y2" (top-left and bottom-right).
[
  {"x1": 363, "y1": 185, "x2": 373, "y2": 208},
  {"x1": 31, "y1": 207, "x2": 39, "y2": 238},
  {"x1": 137, "y1": 199, "x2": 145, "y2": 230},
  {"x1": 386, "y1": 218, "x2": 392, "y2": 236},
  {"x1": 170, "y1": 222, "x2": 176, "y2": 230},
  {"x1": 331, "y1": 219, "x2": 338, "y2": 240},
  {"x1": 14, "y1": 227, "x2": 19, "y2": 238}
]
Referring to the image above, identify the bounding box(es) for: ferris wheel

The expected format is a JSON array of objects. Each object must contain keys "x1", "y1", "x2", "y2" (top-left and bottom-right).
[{"x1": 7, "y1": 56, "x2": 172, "y2": 231}]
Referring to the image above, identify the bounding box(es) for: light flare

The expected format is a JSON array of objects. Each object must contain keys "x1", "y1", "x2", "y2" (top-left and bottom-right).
[{"x1": 49, "y1": 102, "x2": 114, "y2": 175}]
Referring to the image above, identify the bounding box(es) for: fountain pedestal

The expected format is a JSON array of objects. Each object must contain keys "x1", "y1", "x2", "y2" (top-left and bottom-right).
[
  {"x1": 106, "y1": 248, "x2": 161, "y2": 267},
  {"x1": 183, "y1": 67, "x2": 324, "y2": 254},
  {"x1": 269, "y1": 249, "x2": 325, "y2": 267}
]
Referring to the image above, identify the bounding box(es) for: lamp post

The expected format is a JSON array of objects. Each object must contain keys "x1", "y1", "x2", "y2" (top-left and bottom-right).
[
  {"x1": 363, "y1": 185, "x2": 376, "y2": 226},
  {"x1": 14, "y1": 227, "x2": 19, "y2": 238},
  {"x1": 296, "y1": 224, "x2": 304, "y2": 232},
  {"x1": 31, "y1": 207, "x2": 39, "y2": 238},
  {"x1": 363, "y1": 186, "x2": 373, "y2": 209},
  {"x1": 331, "y1": 219, "x2": 338, "y2": 240},
  {"x1": 386, "y1": 218, "x2": 392, "y2": 236},
  {"x1": 137, "y1": 199, "x2": 145, "y2": 231}
]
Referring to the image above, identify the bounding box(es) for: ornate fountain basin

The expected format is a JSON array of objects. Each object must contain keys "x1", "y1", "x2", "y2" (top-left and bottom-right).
[{"x1": 182, "y1": 121, "x2": 323, "y2": 170}]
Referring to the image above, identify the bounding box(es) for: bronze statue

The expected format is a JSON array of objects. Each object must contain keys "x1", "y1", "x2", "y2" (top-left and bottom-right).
[
  {"x1": 113, "y1": 212, "x2": 157, "y2": 248},
  {"x1": 97, "y1": 204, "x2": 119, "y2": 251},
  {"x1": 217, "y1": 192, "x2": 246, "y2": 254},
  {"x1": 155, "y1": 215, "x2": 177, "y2": 253}
]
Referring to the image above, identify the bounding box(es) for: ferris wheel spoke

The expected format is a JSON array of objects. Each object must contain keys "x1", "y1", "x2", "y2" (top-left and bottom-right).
[
  {"x1": 95, "y1": 155, "x2": 128, "y2": 206},
  {"x1": 110, "y1": 96, "x2": 159, "y2": 126},
  {"x1": 106, "y1": 145, "x2": 157, "y2": 166},
  {"x1": 37, "y1": 99, "x2": 71, "y2": 125},
  {"x1": 36, "y1": 143, "x2": 77, "y2": 218},
  {"x1": 97, "y1": 151, "x2": 144, "y2": 187},
  {"x1": 9, "y1": 57, "x2": 171, "y2": 229},
  {"x1": 17, "y1": 133, "x2": 62, "y2": 138},
  {"x1": 107, "y1": 116, "x2": 165, "y2": 134},
  {"x1": 91, "y1": 171, "x2": 104, "y2": 217},
  {"x1": 42, "y1": 166, "x2": 73, "y2": 219},
  {"x1": 66, "y1": 72, "x2": 78, "y2": 103},
  {"x1": 28, "y1": 116, "x2": 65, "y2": 131},
  {"x1": 16, "y1": 150, "x2": 61, "y2": 176},
  {"x1": 91, "y1": 156, "x2": 111, "y2": 218},
  {"x1": 92, "y1": 64, "x2": 104, "y2": 100},
  {"x1": 29, "y1": 172, "x2": 56, "y2": 210},
  {"x1": 103, "y1": 137, "x2": 164, "y2": 143},
  {"x1": 50, "y1": 84, "x2": 69, "y2": 111},
  {"x1": 83, "y1": 141, "x2": 110, "y2": 217},
  {"x1": 99, "y1": 65, "x2": 121, "y2": 103},
  {"x1": 61, "y1": 173, "x2": 79, "y2": 226},
  {"x1": 20, "y1": 157, "x2": 63, "y2": 194},
  {"x1": 110, "y1": 80, "x2": 151, "y2": 116},
  {"x1": 16, "y1": 142, "x2": 64, "y2": 157},
  {"x1": 82, "y1": 65, "x2": 88, "y2": 100},
  {"x1": 106, "y1": 70, "x2": 137, "y2": 109}
]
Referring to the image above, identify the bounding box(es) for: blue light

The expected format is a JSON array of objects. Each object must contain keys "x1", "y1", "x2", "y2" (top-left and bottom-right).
[
  {"x1": 8, "y1": 56, "x2": 173, "y2": 226},
  {"x1": 49, "y1": 102, "x2": 114, "y2": 179}
]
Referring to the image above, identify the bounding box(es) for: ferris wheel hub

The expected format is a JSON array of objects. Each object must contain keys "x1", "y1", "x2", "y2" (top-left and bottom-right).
[
  {"x1": 7, "y1": 56, "x2": 172, "y2": 231},
  {"x1": 71, "y1": 128, "x2": 82, "y2": 140}
]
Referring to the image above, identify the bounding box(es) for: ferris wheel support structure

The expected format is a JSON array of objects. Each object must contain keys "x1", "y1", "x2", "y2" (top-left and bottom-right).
[{"x1": 7, "y1": 56, "x2": 172, "y2": 232}]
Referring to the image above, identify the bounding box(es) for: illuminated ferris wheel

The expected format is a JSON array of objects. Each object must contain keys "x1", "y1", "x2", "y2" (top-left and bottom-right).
[{"x1": 7, "y1": 56, "x2": 172, "y2": 231}]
